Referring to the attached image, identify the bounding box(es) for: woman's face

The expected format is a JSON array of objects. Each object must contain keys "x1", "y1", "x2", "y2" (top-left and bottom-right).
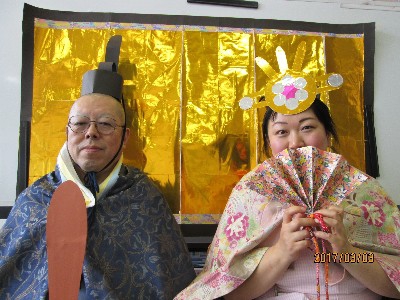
[{"x1": 267, "y1": 108, "x2": 330, "y2": 156}]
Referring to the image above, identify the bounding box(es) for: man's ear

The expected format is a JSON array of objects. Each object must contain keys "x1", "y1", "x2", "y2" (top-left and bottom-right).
[{"x1": 122, "y1": 127, "x2": 130, "y2": 148}]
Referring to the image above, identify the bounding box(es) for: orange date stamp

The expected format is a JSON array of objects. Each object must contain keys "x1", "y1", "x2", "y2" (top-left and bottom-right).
[{"x1": 314, "y1": 252, "x2": 374, "y2": 263}]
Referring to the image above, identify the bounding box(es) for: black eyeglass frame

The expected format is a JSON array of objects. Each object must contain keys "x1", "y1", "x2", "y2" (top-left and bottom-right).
[{"x1": 67, "y1": 115, "x2": 125, "y2": 135}]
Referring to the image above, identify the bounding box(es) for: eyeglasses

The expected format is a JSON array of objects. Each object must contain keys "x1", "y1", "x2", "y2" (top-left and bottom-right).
[{"x1": 68, "y1": 115, "x2": 124, "y2": 135}]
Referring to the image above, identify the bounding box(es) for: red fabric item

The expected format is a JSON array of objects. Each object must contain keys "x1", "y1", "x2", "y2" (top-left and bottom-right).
[{"x1": 46, "y1": 180, "x2": 87, "y2": 300}]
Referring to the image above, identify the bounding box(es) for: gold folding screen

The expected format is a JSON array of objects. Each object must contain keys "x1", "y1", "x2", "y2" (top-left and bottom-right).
[{"x1": 24, "y1": 8, "x2": 372, "y2": 222}]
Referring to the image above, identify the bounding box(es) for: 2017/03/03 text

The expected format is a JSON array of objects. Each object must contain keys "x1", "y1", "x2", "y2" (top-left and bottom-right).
[{"x1": 314, "y1": 252, "x2": 374, "y2": 263}]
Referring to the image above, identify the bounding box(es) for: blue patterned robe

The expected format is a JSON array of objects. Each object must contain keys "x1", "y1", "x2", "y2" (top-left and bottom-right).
[{"x1": 0, "y1": 165, "x2": 195, "y2": 299}]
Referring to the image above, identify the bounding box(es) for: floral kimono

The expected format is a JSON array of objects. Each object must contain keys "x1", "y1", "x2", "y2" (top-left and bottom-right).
[{"x1": 175, "y1": 147, "x2": 400, "y2": 299}]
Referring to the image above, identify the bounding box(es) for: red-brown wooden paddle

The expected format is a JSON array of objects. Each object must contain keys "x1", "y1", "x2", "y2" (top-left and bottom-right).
[{"x1": 46, "y1": 180, "x2": 87, "y2": 300}]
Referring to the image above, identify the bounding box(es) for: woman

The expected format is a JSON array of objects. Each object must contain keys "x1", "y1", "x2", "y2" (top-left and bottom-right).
[{"x1": 175, "y1": 98, "x2": 400, "y2": 300}]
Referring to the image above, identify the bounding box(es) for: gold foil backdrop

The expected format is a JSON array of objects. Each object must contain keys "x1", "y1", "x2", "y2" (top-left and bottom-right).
[{"x1": 30, "y1": 19, "x2": 365, "y2": 216}]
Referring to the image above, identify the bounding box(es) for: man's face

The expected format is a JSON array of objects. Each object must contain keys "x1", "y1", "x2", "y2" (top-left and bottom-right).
[{"x1": 67, "y1": 94, "x2": 129, "y2": 173}]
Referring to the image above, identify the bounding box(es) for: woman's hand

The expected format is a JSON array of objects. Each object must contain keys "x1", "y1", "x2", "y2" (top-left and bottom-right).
[
  {"x1": 312, "y1": 205, "x2": 400, "y2": 298},
  {"x1": 226, "y1": 205, "x2": 317, "y2": 300},
  {"x1": 273, "y1": 206, "x2": 316, "y2": 264},
  {"x1": 312, "y1": 205, "x2": 352, "y2": 253}
]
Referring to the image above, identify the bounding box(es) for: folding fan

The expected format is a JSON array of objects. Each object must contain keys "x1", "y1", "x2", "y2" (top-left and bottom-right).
[{"x1": 256, "y1": 146, "x2": 368, "y2": 213}]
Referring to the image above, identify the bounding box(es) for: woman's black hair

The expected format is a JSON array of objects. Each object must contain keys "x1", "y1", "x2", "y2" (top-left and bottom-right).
[{"x1": 262, "y1": 95, "x2": 339, "y2": 154}]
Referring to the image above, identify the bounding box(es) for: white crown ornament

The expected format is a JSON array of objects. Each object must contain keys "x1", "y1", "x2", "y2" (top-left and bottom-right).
[{"x1": 239, "y1": 41, "x2": 343, "y2": 115}]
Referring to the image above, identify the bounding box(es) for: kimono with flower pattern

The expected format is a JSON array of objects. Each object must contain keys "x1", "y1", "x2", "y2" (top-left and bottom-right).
[{"x1": 175, "y1": 149, "x2": 400, "y2": 300}]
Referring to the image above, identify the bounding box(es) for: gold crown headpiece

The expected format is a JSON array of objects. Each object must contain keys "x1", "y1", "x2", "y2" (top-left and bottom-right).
[{"x1": 239, "y1": 41, "x2": 343, "y2": 115}]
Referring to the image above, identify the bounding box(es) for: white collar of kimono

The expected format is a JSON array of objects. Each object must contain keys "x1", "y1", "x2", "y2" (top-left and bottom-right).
[{"x1": 57, "y1": 142, "x2": 122, "y2": 207}]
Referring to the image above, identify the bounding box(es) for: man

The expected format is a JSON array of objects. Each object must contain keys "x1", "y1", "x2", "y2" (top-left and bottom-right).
[{"x1": 0, "y1": 36, "x2": 195, "y2": 299}]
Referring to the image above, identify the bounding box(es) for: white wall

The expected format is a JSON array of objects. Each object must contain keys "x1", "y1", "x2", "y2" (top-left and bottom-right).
[{"x1": 1, "y1": 0, "x2": 399, "y2": 213}]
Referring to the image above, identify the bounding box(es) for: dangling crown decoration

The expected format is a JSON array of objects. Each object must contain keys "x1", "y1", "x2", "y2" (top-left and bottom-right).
[{"x1": 239, "y1": 41, "x2": 343, "y2": 115}]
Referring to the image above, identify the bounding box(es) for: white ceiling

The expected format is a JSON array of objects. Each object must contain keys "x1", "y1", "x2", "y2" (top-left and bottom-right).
[{"x1": 284, "y1": 0, "x2": 400, "y2": 11}]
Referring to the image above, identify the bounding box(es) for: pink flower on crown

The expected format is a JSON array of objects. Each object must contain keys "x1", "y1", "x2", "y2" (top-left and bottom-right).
[{"x1": 272, "y1": 75, "x2": 308, "y2": 111}]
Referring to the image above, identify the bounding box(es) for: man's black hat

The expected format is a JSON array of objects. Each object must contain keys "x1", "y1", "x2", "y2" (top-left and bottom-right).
[
  {"x1": 81, "y1": 35, "x2": 123, "y2": 101},
  {"x1": 77, "y1": 35, "x2": 126, "y2": 198}
]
